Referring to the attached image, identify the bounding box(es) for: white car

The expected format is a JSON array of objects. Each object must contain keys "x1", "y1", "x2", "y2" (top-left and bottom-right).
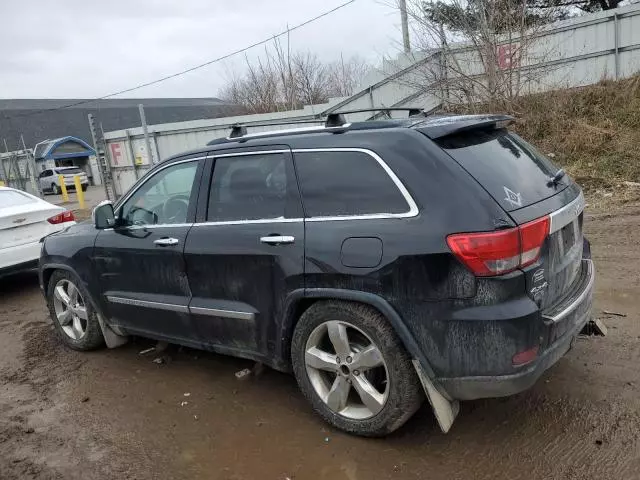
[
  {"x1": 38, "y1": 167, "x2": 89, "y2": 195},
  {"x1": 0, "y1": 186, "x2": 76, "y2": 277}
]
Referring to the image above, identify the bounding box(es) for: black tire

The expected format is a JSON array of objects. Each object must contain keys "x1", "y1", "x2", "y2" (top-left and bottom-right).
[
  {"x1": 46, "y1": 270, "x2": 104, "y2": 351},
  {"x1": 82, "y1": 185, "x2": 88, "y2": 192},
  {"x1": 291, "y1": 300, "x2": 424, "y2": 437},
  {"x1": 51, "y1": 183, "x2": 59, "y2": 195}
]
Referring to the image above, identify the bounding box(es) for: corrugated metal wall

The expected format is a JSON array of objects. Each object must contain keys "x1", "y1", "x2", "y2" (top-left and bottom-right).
[{"x1": 104, "y1": 3, "x2": 640, "y2": 196}]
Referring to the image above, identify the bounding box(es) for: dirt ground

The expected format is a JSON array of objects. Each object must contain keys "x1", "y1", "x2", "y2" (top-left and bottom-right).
[{"x1": 1, "y1": 198, "x2": 640, "y2": 480}]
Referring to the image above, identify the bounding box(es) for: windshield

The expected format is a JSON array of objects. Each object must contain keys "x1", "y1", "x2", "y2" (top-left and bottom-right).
[{"x1": 436, "y1": 129, "x2": 568, "y2": 212}]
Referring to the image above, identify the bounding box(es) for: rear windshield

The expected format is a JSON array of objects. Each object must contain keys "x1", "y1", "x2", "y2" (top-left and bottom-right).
[
  {"x1": 0, "y1": 190, "x2": 36, "y2": 207},
  {"x1": 436, "y1": 129, "x2": 567, "y2": 212},
  {"x1": 55, "y1": 167, "x2": 82, "y2": 174}
]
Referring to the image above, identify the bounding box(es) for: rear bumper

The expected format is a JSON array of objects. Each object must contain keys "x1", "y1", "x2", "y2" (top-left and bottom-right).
[
  {"x1": 62, "y1": 181, "x2": 88, "y2": 189},
  {"x1": 438, "y1": 259, "x2": 594, "y2": 400}
]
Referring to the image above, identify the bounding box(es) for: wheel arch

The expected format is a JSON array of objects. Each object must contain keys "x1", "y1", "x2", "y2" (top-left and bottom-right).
[
  {"x1": 41, "y1": 263, "x2": 128, "y2": 348},
  {"x1": 278, "y1": 288, "x2": 437, "y2": 380},
  {"x1": 279, "y1": 288, "x2": 460, "y2": 433},
  {"x1": 40, "y1": 263, "x2": 76, "y2": 293}
]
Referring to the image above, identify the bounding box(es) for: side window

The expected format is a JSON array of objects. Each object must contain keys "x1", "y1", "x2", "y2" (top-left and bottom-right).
[
  {"x1": 119, "y1": 161, "x2": 198, "y2": 226},
  {"x1": 207, "y1": 153, "x2": 290, "y2": 222},
  {"x1": 294, "y1": 150, "x2": 410, "y2": 218}
]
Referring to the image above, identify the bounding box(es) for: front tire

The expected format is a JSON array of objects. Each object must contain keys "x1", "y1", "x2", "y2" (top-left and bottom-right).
[
  {"x1": 291, "y1": 301, "x2": 424, "y2": 437},
  {"x1": 46, "y1": 270, "x2": 104, "y2": 351}
]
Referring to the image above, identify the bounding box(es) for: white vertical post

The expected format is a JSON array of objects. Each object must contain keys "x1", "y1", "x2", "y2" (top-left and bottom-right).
[
  {"x1": 138, "y1": 104, "x2": 155, "y2": 165},
  {"x1": 614, "y1": 13, "x2": 620, "y2": 80},
  {"x1": 399, "y1": 0, "x2": 411, "y2": 53}
]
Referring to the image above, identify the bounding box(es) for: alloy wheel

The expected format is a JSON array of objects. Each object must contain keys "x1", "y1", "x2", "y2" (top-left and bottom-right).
[
  {"x1": 52, "y1": 279, "x2": 88, "y2": 341},
  {"x1": 304, "y1": 320, "x2": 389, "y2": 420}
]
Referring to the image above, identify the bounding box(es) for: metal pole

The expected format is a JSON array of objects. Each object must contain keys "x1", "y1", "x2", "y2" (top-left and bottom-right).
[
  {"x1": 125, "y1": 130, "x2": 139, "y2": 180},
  {"x1": 0, "y1": 139, "x2": 9, "y2": 185},
  {"x1": 614, "y1": 13, "x2": 620, "y2": 80},
  {"x1": 88, "y1": 114, "x2": 111, "y2": 201},
  {"x1": 399, "y1": 0, "x2": 411, "y2": 54},
  {"x1": 138, "y1": 104, "x2": 155, "y2": 165},
  {"x1": 100, "y1": 123, "x2": 118, "y2": 199},
  {"x1": 21, "y1": 134, "x2": 40, "y2": 197}
]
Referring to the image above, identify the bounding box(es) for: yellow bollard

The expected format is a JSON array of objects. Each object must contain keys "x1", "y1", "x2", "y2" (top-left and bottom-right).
[
  {"x1": 58, "y1": 175, "x2": 69, "y2": 202},
  {"x1": 73, "y1": 175, "x2": 85, "y2": 209},
  {"x1": 0, "y1": 180, "x2": 5, "y2": 187}
]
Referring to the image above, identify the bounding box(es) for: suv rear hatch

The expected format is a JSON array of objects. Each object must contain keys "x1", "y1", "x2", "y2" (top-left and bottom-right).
[{"x1": 427, "y1": 122, "x2": 585, "y2": 310}]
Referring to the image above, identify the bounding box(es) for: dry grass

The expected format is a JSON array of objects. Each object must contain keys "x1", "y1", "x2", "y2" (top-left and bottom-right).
[
  {"x1": 449, "y1": 76, "x2": 640, "y2": 190},
  {"x1": 506, "y1": 76, "x2": 640, "y2": 187}
]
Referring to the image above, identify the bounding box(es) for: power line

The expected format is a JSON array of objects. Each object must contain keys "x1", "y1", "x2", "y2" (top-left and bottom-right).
[{"x1": 1, "y1": 0, "x2": 356, "y2": 121}]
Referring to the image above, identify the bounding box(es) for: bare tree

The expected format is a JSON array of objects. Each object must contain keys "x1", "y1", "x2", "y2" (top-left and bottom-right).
[
  {"x1": 326, "y1": 55, "x2": 372, "y2": 97},
  {"x1": 387, "y1": 0, "x2": 563, "y2": 110},
  {"x1": 219, "y1": 42, "x2": 371, "y2": 113}
]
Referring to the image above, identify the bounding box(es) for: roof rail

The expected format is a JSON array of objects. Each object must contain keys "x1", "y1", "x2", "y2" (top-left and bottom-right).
[
  {"x1": 328, "y1": 107, "x2": 425, "y2": 118},
  {"x1": 229, "y1": 124, "x2": 247, "y2": 138},
  {"x1": 222, "y1": 106, "x2": 425, "y2": 141},
  {"x1": 325, "y1": 112, "x2": 347, "y2": 127}
]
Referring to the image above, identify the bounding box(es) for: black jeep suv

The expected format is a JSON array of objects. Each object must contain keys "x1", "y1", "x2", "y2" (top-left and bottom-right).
[{"x1": 39, "y1": 111, "x2": 594, "y2": 437}]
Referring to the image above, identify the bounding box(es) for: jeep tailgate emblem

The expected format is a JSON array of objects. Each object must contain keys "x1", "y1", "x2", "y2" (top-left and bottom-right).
[{"x1": 503, "y1": 186, "x2": 522, "y2": 208}]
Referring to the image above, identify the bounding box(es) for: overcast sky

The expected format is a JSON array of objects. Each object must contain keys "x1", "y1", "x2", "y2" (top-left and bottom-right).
[{"x1": 0, "y1": 0, "x2": 403, "y2": 99}]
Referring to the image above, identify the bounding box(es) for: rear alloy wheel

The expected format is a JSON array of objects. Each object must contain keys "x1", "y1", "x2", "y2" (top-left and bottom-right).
[
  {"x1": 51, "y1": 183, "x2": 59, "y2": 195},
  {"x1": 305, "y1": 321, "x2": 389, "y2": 419},
  {"x1": 47, "y1": 270, "x2": 104, "y2": 351},
  {"x1": 292, "y1": 301, "x2": 424, "y2": 437}
]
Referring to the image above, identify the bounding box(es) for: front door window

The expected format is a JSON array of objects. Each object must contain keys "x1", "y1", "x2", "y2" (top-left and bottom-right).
[{"x1": 119, "y1": 161, "x2": 198, "y2": 226}]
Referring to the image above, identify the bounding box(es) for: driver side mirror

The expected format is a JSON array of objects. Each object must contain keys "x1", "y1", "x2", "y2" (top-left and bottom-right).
[{"x1": 93, "y1": 200, "x2": 116, "y2": 229}]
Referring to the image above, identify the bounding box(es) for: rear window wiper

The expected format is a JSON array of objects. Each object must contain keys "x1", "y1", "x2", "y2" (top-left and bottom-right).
[{"x1": 547, "y1": 168, "x2": 566, "y2": 187}]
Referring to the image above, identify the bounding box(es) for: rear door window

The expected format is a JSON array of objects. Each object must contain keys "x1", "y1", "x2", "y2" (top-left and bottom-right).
[
  {"x1": 294, "y1": 150, "x2": 411, "y2": 218},
  {"x1": 207, "y1": 152, "x2": 297, "y2": 222},
  {"x1": 435, "y1": 129, "x2": 566, "y2": 212}
]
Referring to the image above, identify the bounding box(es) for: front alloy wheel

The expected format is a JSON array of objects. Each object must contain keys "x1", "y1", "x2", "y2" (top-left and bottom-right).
[
  {"x1": 53, "y1": 279, "x2": 88, "y2": 340},
  {"x1": 46, "y1": 270, "x2": 104, "y2": 351}
]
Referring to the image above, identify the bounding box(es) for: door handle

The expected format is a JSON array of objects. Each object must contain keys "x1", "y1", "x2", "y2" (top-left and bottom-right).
[
  {"x1": 260, "y1": 235, "x2": 295, "y2": 245},
  {"x1": 154, "y1": 237, "x2": 179, "y2": 246}
]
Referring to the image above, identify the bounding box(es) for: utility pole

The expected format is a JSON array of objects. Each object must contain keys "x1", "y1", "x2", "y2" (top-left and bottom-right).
[
  {"x1": 399, "y1": 0, "x2": 411, "y2": 53},
  {"x1": 138, "y1": 104, "x2": 155, "y2": 165}
]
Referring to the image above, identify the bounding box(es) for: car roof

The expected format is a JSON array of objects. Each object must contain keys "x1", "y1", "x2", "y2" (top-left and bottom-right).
[{"x1": 159, "y1": 113, "x2": 514, "y2": 165}]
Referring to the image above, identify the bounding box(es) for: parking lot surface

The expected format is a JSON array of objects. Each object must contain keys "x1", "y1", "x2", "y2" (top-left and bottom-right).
[{"x1": 1, "y1": 201, "x2": 639, "y2": 480}]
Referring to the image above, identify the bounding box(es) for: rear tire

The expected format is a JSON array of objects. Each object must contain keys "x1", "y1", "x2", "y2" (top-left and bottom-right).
[
  {"x1": 46, "y1": 270, "x2": 104, "y2": 351},
  {"x1": 51, "y1": 183, "x2": 59, "y2": 195},
  {"x1": 291, "y1": 300, "x2": 424, "y2": 437},
  {"x1": 82, "y1": 185, "x2": 88, "y2": 192}
]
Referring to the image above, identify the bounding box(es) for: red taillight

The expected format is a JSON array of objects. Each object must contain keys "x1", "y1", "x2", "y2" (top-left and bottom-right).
[
  {"x1": 447, "y1": 215, "x2": 550, "y2": 277},
  {"x1": 47, "y1": 211, "x2": 75, "y2": 225},
  {"x1": 519, "y1": 216, "x2": 550, "y2": 267},
  {"x1": 512, "y1": 345, "x2": 539, "y2": 366}
]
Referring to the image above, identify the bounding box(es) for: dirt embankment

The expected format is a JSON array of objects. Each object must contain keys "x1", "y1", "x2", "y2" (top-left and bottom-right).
[{"x1": 510, "y1": 76, "x2": 640, "y2": 189}]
